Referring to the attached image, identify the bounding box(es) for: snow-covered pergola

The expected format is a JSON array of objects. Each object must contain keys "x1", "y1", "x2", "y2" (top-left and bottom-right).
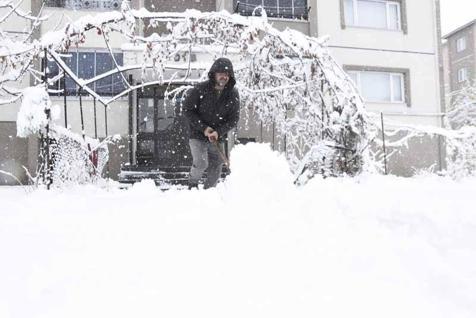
[
  {"x1": 27, "y1": 2, "x2": 372, "y2": 186},
  {"x1": 41, "y1": 1, "x2": 370, "y2": 184}
]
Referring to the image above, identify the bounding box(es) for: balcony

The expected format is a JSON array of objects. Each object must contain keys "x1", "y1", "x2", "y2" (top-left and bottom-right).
[
  {"x1": 45, "y1": 0, "x2": 121, "y2": 10},
  {"x1": 233, "y1": 0, "x2": 309, "y2": 20}
]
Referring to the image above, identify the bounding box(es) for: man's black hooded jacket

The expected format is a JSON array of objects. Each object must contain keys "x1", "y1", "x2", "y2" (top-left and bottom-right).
[{"x1": 183, "y1": 58, "x2": 240, "y2": 141}]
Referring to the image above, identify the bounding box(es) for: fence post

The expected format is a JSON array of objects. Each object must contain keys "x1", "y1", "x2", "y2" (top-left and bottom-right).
[
  {"x1": 128, "y1": 74, "x2": 134, "y2": 166},
  {"x1": 63, "y1": 72, "x2": 68, "y2": 128},
  {"x1": 93, "y1": 97, "x2": 98, "y2": 139},
  {"x1": 381, "y1": 112, "x2": 388, "y2": 175},
  {"x1": 42, "y1": 48, "x2": 52, "y2": 189},
  {"x1": 79, "y1": 88, "x2": 86, "y2": 141},
  {"x1": 104, "y1": 104, "x2": 110, "y2": 179}
]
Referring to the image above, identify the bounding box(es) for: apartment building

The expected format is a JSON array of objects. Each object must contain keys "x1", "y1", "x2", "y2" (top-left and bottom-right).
[
  {"x1": 0, "y1": 0, "x2": 444, "y2": 184},
  {"x1": 442, "y1": 19, "x2": 476, "y2": 105}
]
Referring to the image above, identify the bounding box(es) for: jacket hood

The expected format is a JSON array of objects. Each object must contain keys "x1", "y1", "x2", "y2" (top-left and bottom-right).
[{"x1": 207, "y1": 57, "x2": 236, "y2": 89}]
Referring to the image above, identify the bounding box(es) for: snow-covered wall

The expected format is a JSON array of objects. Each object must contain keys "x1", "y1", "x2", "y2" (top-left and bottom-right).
[{"x1": 0, "y1": 122, "x2": 28, "y2": 185}]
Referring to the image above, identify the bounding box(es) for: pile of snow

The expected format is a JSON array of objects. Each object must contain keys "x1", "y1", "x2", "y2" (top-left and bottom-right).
[
  {"x1": 16, "y1": 86, "x2": 51, "y2": 138},
  {"x1": 221, "y1": 143, "x2": 294, "y2": 198},
  {"x1": 1, "y1": 143, "x2": 476, "y2": 318}
]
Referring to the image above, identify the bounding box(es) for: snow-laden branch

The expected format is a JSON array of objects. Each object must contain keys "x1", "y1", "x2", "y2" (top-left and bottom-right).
[
  {"x1": 0, "y1": 1, "x2": 49, "y2": 103},
  {"x1": 0, "y1": 0, "x2": 48, "y2": 22},
  {"x1": 48, "y1": 50, "x2": 107, "y2": 104}
]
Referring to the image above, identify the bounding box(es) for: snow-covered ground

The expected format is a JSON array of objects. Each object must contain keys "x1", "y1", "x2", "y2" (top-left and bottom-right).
[{"x1": 1, "y1": 143, "x2": 475, "y2": 318}]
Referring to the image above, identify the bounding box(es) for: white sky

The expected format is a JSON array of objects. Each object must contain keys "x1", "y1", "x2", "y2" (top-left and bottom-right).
[{"x1": 440, "y1": 0, "x2": 476, "y2": 35}]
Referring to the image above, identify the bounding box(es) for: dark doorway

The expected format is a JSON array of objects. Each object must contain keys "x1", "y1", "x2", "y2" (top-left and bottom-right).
[
  {"x1": 120, "y1": 84, "x2": 231, "y2": 186},
  {"x1": 136, "y1": 85, "x2": 191, "y2": 169}
]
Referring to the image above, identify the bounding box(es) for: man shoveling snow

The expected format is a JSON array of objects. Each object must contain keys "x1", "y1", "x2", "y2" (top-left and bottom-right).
[{"x1": 183, "y1": 57, "x2": 240, "y2": 189}]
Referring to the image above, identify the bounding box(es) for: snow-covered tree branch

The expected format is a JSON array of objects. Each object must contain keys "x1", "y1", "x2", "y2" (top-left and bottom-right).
[{"x1": 0, "y1": 0, "x2": 47, "y2": 104}]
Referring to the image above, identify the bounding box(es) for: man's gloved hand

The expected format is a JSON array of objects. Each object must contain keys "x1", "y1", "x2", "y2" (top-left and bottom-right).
[
  {"x1": 208, "y1": 131, "x2": 218, "y2": 143},
  {"x1": 204, "y1": 127, "x2": 214, "y2": 137},
  {"x1": 204, "y1": 126, "x2": 219, "y2": 142}
]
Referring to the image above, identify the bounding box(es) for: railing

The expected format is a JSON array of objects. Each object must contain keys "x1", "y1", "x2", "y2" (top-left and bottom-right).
[
  {"x1": 45, "y1": 0, "x2": 121, "y2": 10},
  {"x1": 234, "y1": 1, "x2": 309, "y2": 20}
]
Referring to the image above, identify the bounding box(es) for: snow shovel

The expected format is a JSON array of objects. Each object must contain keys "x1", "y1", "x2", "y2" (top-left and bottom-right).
[
  {"x1": 208, "y1": 128, "x2": 230, "y2": 169},
  {"x1": 212, "y1": 140, "x2": 230, "y2": 170}
]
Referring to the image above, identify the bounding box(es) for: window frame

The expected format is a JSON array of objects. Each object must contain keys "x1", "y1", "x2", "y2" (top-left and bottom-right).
[
  {"x1": 457, "y1": 68, "x2": 468, "y2": 83},
  {"x1": 48, "y1": 49, "x2": 126, "y2": 97},
  {"x1": 343, "y1": 0, "x2": 403, "y2": 31},
  {"x1": 386, "y1": 2, "x2": 401, "y2": 30},
  {"x1": 348, "y1": 69, "x2": 406, "y2": 104},
  {"x1": 456, "y1": 36, "x2": 467, "y2": 53}
]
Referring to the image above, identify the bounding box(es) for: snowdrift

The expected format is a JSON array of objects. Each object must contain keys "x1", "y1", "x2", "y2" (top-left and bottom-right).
[{"x1": 0, "y1": 143, "x2": 475, "y2": 318}]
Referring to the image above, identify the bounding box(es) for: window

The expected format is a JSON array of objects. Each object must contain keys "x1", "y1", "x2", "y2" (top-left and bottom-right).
[
  {"x1": 47, "y1": 51, "x2": 126, "y2": 96},
  {"x1": 138, "y1": 98, "x2": 155, "y2": 133},
  {"x1": 349, "y1": 70, "x2": 405, "y2": 103},
  {"x1": 344, "y1": 0, "x2": 401, "y2": 30},
  {"x1": 456, "y1": 37, "x2": 467, "y2": 52},
  {"x1": 45, "y1": 0, "x2": 121, "y2": 10},
  {"x1": 234, "y1": 0, "x2": 308, "y2": 20},
  {"x1": 457, "y1": 68, "x2": 469, "y2": 83},
  {"x1": 157, "y1": 98, "x2": 176, "y2": 131}
]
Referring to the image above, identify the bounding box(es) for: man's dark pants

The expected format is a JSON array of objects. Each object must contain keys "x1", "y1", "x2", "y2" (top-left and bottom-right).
[{"x1": 188, "y1": 139, "x2": 224, "y2": 189}]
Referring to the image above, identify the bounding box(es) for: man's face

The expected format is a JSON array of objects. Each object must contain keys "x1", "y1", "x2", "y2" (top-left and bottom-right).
[{"x1": 215, "y1": 72, "x2": 230, "y2": 88}]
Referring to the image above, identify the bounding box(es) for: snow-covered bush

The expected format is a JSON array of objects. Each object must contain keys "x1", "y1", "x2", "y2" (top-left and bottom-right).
[
  {"x1": 444, "y1": 81, "x2": 476, "y2": 178},
  {"x1": 445, "y1": 127, "x2": 476, "y2": 178},
  {"x1": 16, "y1": 86, "x2": 50, "y2": 137},
  {"x1": 446, "y1": 81, "x2": 476, "y2": 130}
]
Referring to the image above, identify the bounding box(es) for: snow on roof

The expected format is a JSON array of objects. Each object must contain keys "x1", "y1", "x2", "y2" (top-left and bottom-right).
[{"x1": 442, "y1": 19, "x2": 476, "y2": 39}]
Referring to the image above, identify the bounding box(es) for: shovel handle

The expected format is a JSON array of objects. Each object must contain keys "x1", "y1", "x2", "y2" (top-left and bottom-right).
[{"x1": 212, "y1": 141, "x2": 230, "y2": 169}]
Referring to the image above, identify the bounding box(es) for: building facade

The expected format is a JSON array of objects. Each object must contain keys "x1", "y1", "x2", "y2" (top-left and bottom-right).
[
  {"x1": 442, "y1": 19, "x2": 476, "y2": 105},
  {"x1": 0, "y1": 0, "x2": 445, "y2": 184}
]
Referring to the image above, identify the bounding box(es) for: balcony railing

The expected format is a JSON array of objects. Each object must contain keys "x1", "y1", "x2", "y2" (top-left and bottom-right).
[
  {"x1": 234, "y1": 1, "x2": 309, "y2": 20},
  {"x1": 45, "y1": 0, "x2": 121, "y2": 10}
]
